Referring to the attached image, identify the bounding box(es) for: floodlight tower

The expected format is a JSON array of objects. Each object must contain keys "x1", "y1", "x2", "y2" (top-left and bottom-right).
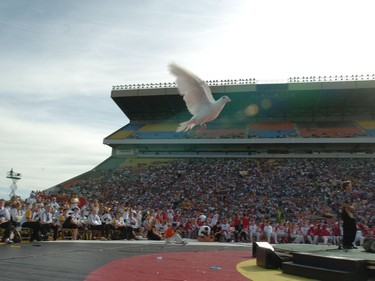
[{"x1": 6, "y1": 169, "x2": 21, "y2": 198}]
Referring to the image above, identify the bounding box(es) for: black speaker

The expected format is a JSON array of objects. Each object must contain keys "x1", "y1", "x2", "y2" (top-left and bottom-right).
[
  {"x1": 255, "y1": 243, "x2": 283, "y2": 269},
  {"x1": 253, "y1": 241, "x2": 273, "y2": 257}
]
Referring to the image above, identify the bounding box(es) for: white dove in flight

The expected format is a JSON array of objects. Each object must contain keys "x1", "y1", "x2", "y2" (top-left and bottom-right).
[{"x1": 169, "y1": 63, "x2": 231, "y2": 132}]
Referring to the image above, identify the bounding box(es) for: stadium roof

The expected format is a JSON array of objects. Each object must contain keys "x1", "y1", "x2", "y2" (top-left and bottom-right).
[{"x1": 111, "y1": 79, "x2": 375, "y2": 122}]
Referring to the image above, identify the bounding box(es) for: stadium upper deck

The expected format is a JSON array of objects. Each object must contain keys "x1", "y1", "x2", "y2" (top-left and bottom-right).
[{"x1": 103, "y1": 76, "x2": 375, "y2": 160}]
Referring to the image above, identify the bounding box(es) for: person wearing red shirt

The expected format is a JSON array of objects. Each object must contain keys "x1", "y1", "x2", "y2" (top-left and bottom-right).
[
  {"x1": 164, "y1": 222, "x2": 187, "y2": 245},
  {"x1": 332, "y1": 222, "x2": 341, "y2": 246},
  {"x1": 318, "y1": 224, "x2": 331, "y2": 244},
  {"x1": 307, "y1": 224, "x2": 319, "y2": 244}
]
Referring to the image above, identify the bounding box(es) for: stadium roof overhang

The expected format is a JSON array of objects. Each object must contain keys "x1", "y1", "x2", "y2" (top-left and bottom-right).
[{"x1": 111, "y1": 80, "x2": 375, "y2": 122}]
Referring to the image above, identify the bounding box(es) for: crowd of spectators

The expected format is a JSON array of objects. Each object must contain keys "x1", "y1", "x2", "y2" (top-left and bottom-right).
[{"x1": 1, "y1": 158, "x2": 374, "y2": 245}]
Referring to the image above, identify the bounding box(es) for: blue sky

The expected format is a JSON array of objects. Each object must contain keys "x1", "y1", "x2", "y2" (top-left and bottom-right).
[{"x1": 1, "y1": 0, "x2": 374, "y2": 199}]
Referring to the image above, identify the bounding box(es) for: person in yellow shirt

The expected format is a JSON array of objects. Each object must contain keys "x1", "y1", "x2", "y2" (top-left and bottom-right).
[
  {"x1": 21, "y1": 203, "x2": 44, "y2": 242},
  {"x1": 164, "y1": 222, "x2": 187, "y2": 245}
]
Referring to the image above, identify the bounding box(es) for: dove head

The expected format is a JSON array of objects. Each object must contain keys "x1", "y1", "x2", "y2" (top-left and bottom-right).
[{"x1": 220, "y1": 96, "x2": 231, "y2": 103}]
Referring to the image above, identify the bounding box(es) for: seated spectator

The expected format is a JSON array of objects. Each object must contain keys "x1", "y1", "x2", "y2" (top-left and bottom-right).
[
  {"x1": 126, "y1": 211, "x2": 141, "y2": 239},
  {"x1": 331, "y1": 222, "x2": 341, "y2": 246},
  {"x1": 307, "y1": 224, "x2": 318, "y2": 244},
  {"x1": 197, "y1": 225, "x2": 214, "y2": 242},
  {"x1": 88, "y1": 208, "x2": 106, "y2": 240},
  {"x1": 10, "y1": 200, "x2": 24, "y2": 228},
  {"x1": 275, "y1": 222, "x2": 289, "y2": 243},
  {"x1": 185, "y1": 217, "x2": 198, "y2": 239},
  {"x1": 156, "y1": 220, "x2": 167, "y2": 236},
  {"x1": 234, "y1": 221, "x2": 247, "y2": 242},
  {"x1": 101, "y1": 207, "x2": 114, "y2": 240},
  {"x1": 164, "y1": 222, "x2": 187, "y2": 245},
  {"x1": 198, "y1": 214, "x2": 207, "y2": 226},
  {"x1": 221, "y1": 220, "x2": 232, "y2": 242},
  {"x1": 300, "y1": 222, "x2": 310, "y2": 243},
  {"x1": 289, "y1": 222, "x2": 304, "y2": 243},
  {"x1": 0, "y1": 199, "x2": 13, "y2": 243},
  {"x1": 317, "y1": 224, "x2": 331, "y2": 244},
  {"x1": 248, "y1": 220, "x2": 260, "y2": 242},
  {"x1": 142, "y1": 209, "x2": 156, "y2": 232},
  {"x1": 113, "y1": 211, "x2": 134, "y2": 240},
  {"x1": 354, "y1": 224, "x2": 364, "y2": 247},
  {"x1": 50, "y1": 197, "x2": 60, "y2": 211},
  {"x1": 211, "y1": 221, "x2": 223, "y2": 242},
  {"x1": 62, "y1": 206, "x2": 83, "y2": 240},
  {"x1": 263, "y1": 221, "x2": 278, "y2": 244},
  {"x1": 40, "y1": 204, "x2": 59, "y2": 240},
  {"x1": 147, "y1": 219, "x2": 163, "y2": 240},
  {"x1": 58, "y1": 208, "x2": 69, "y2": 228},
  {"x1": 21, "y1": 203, "x2": 45, "y2": 242}
]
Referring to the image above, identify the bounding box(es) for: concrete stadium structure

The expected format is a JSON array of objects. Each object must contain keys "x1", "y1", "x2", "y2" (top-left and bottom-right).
[
  {"x1": 103, "y1": 76, "x2": 375, "y2": 166},
  {"x1": 48, "y1": 75, "x2": 375, "y2": 190}
]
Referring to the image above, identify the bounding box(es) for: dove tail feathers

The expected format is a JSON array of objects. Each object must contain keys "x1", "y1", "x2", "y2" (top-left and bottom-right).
[{"x1": 176, "y1": 121, "x2": 196, "y2": 132}]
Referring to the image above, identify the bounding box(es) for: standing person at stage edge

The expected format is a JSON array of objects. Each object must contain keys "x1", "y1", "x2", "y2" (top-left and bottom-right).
[{"x1": 341, "y1": 180, "x2": 357, "y2": 249}]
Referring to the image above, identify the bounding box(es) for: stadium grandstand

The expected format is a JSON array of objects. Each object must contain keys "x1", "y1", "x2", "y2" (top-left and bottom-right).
[
  {"x1": 108, "y1": 75, "x2": 375, "y2": 157},
  {"x1": 53, "y1": 74, "x2": 375, "y2": 189}
]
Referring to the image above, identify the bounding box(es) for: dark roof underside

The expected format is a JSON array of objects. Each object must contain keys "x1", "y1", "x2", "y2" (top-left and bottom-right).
[{"x1": 111, "y1": 81, "x2": 375, "y2": 122}]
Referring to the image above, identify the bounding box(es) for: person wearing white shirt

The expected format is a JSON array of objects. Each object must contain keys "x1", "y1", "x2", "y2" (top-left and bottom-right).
[
  {"x1": 248, "y1": 221, "x2": 260, "y2": 242},
  {"x1": 113, "y1": 211, "x2": 133, "y2": 240},
  {"x1": 263, "y1": 221, "x2": 278, "y2": 244},
  {"x1": 101, "y1": 207, "x2": 114, "y2": 240},
  {"x1": 10, "y1": 201, "x2": 24, "y2": 228},
  {"x1": 88, "y1": 209, "x2": 106, "y2": 240},
  {"x1": 40, "y1": 204, "x2": 59, "y2": 240},
  {"x1": 221, "y1": 220, "x2": 232, "y2": 242},
  {"x1": 211, "y1": 212, "x2": 219, "y2": 226},
  {"x1": 21, "y1": 203, "x2": 44, "y2": 242},
  {"x1": 197, "y1": 225, "x2": 214, "y2": 242},
  {"x1": 62, "y1": 206, "x2": 82, "y2": 240},
  {"x1": 354, "y1": 227, "x2": 364, "y2": 247},
  {"x1": 300, "y1": 222, "x2": 310, "y2": 243},
  {"x1": 0, "y1": 199, "x2": 12, "y2": 243},
  {"x1": 50, "y1": 197, "x2": 60, "y2": 211}
]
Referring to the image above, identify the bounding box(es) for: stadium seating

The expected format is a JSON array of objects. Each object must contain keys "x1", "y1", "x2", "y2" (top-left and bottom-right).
[
  {"x1": 249, "y1": 122, "x2": 295, "y2": 130},
  {"x1": 297, "y1": 122, "x2": 364, "y2": 138},
  {"x1": 138, "y1": 123, "x2": 178, "y2": 132},
  {"x1": 105, "y1": 120, "x2": 375, "y2": 140},
  {"x1": 366, "y1": 129, "x2": 375, "y2": 136},
  {"x1": 248, "y1": 122, "x2": 297, "y2": 138},
  {"x1": 106, "y1": 123, "x2": 145, "y2": 140},
  {"x1": 107, "y1": 130, "x2": 134, "y2": 139},
  {"x1": 191, "y1": 128, "x2": 246, "y2": 138},
  {"x1": 248, "y1": 130, "x2": 297, "y2": 138},
  {"x1": 356, "y1": 120, "x2": 375, "y2": 136},
  {"x1": 135, "y1": 131, "x2": 187, "y2": 139}
]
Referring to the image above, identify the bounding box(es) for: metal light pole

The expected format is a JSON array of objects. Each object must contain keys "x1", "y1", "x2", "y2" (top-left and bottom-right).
[{"x1": 6, "y1": 169, "x2": 21, "y2": 198}]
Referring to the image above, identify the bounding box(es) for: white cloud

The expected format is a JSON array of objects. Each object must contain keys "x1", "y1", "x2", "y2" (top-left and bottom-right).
[{"x1": 0, "y1": 108, "x2": 112, "y2": 199}]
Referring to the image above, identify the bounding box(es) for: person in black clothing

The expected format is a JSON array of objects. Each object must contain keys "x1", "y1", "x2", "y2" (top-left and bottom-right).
[
  {"x1": 341, "y1": 181, "x2": 357, "y2": 249},
  {"x1": 146, "y1": 220, "x2": 163, "y2": 240},
  {"x1": 212, "y1": 221, "x2": 223, "y2": 242}
]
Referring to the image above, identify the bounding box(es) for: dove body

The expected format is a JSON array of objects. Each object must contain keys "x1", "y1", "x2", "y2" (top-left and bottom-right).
[
  {"x1": 176, "y1": 96, "x2": 230, "y2": 132},
  {"x1": 169, "y1": 63, "x2": 231, "y2": 132}
]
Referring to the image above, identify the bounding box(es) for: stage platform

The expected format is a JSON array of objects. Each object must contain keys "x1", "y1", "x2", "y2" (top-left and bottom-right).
[
  {"x1": 271, "y1": 243, "x2": 375, "y2": 281},
  {"x1": 274, "y1": 243, "x2": 375, "y2": 264}
]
